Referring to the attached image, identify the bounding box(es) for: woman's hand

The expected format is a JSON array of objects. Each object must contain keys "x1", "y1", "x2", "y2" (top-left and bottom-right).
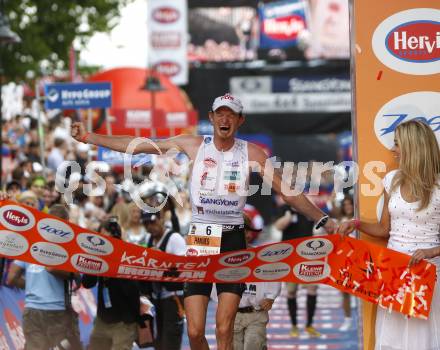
[
  {"x1": 409, "y1": 248, "x2": 439, "y2": 267},
  {"x1": 0, "y1": 192, "x2": 10, "y2": 201},
  {"x1": 338, "y1": 220, "x2": 357, "y2": 237}
]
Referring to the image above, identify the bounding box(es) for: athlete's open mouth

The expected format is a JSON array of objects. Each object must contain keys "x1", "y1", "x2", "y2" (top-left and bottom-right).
[{"x1": 220, "y1": 126, "x2": 230, "y2": 132}]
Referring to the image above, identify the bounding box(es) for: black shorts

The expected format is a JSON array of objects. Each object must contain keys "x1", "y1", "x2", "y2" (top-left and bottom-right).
[{"x1": 184, "y1": 224, "x2": 246, "y2": 298}]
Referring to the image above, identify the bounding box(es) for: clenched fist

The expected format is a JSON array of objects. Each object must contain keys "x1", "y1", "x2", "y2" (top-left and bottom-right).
[{"x1": 71, "y1": 122, "x2": 88, "y2": 143}]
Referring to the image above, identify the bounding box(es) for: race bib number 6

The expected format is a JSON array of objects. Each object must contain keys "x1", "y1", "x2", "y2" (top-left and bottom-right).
[{"x1": 186, "y1": 223, "x2": 222, "y2": 256}]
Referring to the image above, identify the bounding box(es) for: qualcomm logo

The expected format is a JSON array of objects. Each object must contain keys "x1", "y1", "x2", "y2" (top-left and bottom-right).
[
  {"x1": 47, "y1": 89, "x2": 59, "y2": 102},
  {"x1": 374, "y1": 91, "x2": 440, "y2": 150}
]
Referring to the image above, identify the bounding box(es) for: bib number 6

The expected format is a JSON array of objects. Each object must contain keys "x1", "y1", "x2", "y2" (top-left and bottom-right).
[{"x1": 206, "y1": 226, "x2": 212, "y2": 235}]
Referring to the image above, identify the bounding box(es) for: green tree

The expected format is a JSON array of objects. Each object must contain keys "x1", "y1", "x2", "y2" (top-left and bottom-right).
[{"x1": 3, "y1": 0, "x2": 133, "y2": 81}]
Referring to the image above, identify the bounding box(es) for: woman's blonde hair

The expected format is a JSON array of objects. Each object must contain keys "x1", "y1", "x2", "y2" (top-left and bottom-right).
[{"x1": 391, "y1": 120, "x2": 440, "y2": 211}]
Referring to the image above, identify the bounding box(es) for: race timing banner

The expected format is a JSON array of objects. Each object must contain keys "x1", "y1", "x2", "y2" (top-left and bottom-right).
[{"x1": 0, "y1": 200, "x2": 436, "y2": 319}]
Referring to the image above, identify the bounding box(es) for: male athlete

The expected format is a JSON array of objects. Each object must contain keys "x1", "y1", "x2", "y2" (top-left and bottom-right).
[{"x1": 71, "y1": 93, "x2": 336, "y2": 350}]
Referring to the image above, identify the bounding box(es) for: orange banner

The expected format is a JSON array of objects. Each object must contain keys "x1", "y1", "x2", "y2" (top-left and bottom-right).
[{"x1": 0, "y1": 200, "x2": 436, "y2": 318}]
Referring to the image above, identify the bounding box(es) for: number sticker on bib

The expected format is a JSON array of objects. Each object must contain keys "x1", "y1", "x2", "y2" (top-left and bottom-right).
[{"x1": 186, "y1": 223, "x2": 222, "y2": 256}]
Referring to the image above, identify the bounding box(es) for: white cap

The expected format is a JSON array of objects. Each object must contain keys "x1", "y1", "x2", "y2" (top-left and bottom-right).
[{"x1": 212, "y1": 93, "x2": 243, "y2": 114}]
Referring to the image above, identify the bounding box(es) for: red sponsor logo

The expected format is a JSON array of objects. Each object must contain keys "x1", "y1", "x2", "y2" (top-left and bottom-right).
[
  {"x1": 386, "y1": 21, "x2": 440, "y2": 62},
  {"x1": 263, "y1": 15, "x2": 305, "y2": 41},
  {"x1": 3, "y1": 210, "x2": 29, "y2": 227},
  {"x1": 221, "y1": 93, "x2": 235, "y2": 101},
  {"x1": 225, "y1": 253, "x2": 251, "y2": 265},
  {"x1": 224, "y1": 183, "x2": 240, "y2": 193},
  {"x1": 153, "y1": 61, "x2": 181, "y2": 77},
  {"x1": 298, "y1": 263, "x2": 324, "y2": 277},
  {"x1": 152, "y1": 7, "x2": 180, "y2": 23},
  {"x1": 76, "y1": 256, "x2": 102, "y2": 271},
  {"x1": 203, "y1": 157, "x2": 217, "y2": 168},
  {"x1": 187, "y1": 248, "x2": 198, "y2": 256}
]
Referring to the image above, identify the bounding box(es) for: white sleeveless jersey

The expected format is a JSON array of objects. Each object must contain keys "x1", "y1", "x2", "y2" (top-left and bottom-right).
[{"x1": 189, "y1": 136, "x2": 249, "y2": 225}]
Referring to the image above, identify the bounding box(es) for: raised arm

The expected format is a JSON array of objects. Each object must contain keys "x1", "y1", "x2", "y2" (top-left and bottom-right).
[
  {"x1": 248, "y1": 143, "x2": 336, "y2": 233},
  {"x1": 71, "y1": 122, "x2": 201, "y2": 157}
]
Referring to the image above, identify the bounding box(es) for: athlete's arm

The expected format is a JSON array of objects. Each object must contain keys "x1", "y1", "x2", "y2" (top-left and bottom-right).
[
  {"x1": 248, "y1": 143, "x2": 336, "y2": 232},
  {"x1": 71, "y1": 122, "x2": 201, "y2": 157},
  {"x1": 6, "y1": 263, "x2": 25, "y2": 289}
]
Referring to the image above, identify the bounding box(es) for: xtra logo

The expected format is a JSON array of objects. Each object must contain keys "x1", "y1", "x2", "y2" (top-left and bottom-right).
[
  {"x1": 37, "y1": 218, "x2": 74, "y2": 243},
  {"x1": 293, "y1": 261, "x2": 330, "y2": 282},
  {"x1": 71, "y1": 254, "x2": 108, "y2": 274},
  {"x1": 219, "y1": 251, "x2": 255, "y2": 267},
  {"x1": 152, "y1": 6, "x2": 180, "y2": 23},
  {"x1": 76, "y1": 233, "x2": 114, "y2": 256},
  {"x1": 374, "y1": 91, "x2": 440, "y2": 149},
  {"x1": 0, "y1": 205, "x2": 35, "y2": 231},
  {"x1": 257, "y1": 243, "x2": 293, "y2": 262},
  {"x1": 153, "y1": 61, "x2": 181, "y2": 77},
  {"x1": 372, "y1": 8, "x2": 440, "y2": 75},
  {"x1": 296, "y1": 238, "x2": 334, "y2": 260},
  {"x1": 262, "y1": 15, "x2": 305, "y2": 41}
]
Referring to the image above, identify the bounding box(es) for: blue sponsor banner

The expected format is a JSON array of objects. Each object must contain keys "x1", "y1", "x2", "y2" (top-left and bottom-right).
[
  {"x1": 259, "y1": 0, "x2": 307, "y2": 49},
  {"x1": 97, "y1": 146, "x2": 153, "y2": 166},
  {"x1": 44, "y1": 82, "x2": 112, "y2": 110}
]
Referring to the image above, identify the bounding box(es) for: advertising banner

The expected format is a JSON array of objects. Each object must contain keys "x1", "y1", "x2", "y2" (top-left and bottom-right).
[
  {"x1": 351, "y1": 0, "x2": 440, "y2": 348},
  {"x1": 258, "y1": 0, "x2": 309, "y2": 49},
  {"x1": 230, "y1": 75, "x2": 351, "y2": 113},
  {"x1": 44, "y1": 82, "x2": 112, "y2": 110},
  {"x1": 0, "y1": 201, "x2": 436, "y2": 319},
  {"x1": 148, "y1": 0, "x2": 188, "y2": 85}
]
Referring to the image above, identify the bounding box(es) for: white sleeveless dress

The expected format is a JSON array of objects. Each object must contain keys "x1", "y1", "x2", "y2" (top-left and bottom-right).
[{"x1": 375, "y1": 170, "x2": 440, "y2": 350}]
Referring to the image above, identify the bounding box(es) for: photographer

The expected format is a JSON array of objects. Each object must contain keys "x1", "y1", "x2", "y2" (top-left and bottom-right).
[
  {"x1": 143, "y1": 191, "x2": 186, "y2": 350},
  {"x1": 82, "y1": 217, "x2": 141, "y2": 350}
]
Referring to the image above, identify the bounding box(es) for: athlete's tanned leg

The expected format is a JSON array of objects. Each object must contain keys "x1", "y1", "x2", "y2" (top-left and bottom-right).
[
  {"x1": 216, "y1": 292, "x2": 241, "y2": 350},
  {"x1": 185, "y1": 295, "x2": 210, "y2": 350}
]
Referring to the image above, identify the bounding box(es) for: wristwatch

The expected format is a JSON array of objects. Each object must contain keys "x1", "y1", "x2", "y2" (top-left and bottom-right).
[{"x1": 314, "y1": 215, "x2": 329, "y2": 230}]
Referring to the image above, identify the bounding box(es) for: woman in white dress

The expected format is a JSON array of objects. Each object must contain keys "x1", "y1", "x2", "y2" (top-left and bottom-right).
[{"x1": 339, "y1": 120, "x2": 440, "y2": 350}]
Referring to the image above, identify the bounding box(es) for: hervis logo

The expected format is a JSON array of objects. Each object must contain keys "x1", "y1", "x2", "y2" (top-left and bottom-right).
[
  {"x1": 372, "y1": 8, "x2": 440, "y2": 75},
  {"x1": 263, "y1": 15, "x2": 305, "y2": 41},
  {"x1": 152, "y1": 6, "x2": 180, "y2": 24},
  {"x1": 0, "y1": 205, "x2": 35, "y2": 231}
]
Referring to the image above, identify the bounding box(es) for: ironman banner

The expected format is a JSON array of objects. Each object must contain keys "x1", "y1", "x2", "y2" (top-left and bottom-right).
[
  {"x1": 351, "y1": 0, "x2": 440, "y2": 348},
  {"x1": 0, "y1": 201, "x2": 436, "y2": 319}
]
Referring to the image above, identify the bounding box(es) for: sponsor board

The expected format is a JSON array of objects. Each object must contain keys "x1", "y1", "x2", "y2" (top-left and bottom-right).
[
  {"x1": 37, "y1": 218, "x2": 74, "y2": 243},
  {"x1": 296, "y1": 238, "x2": 334, "y2": 260},
  {"x1": 76, "y1": 233, "x2": 114, "y2": 256},
  {"x1": 0, "y1": 231, "x2": 29, "y2": 256},
  {"x1": 374, "y1": 91, "x2": 440, "y2": 149},
  {"x1": 293, "y1": 261, "x2": 331, "y2": 282},
  {"x1": 257, "y1": 243, "x2": 294, "y2": 262},
  {"x1": 372, "y1": 8, "x2": 440, "y2": 75},
  {"x1": 71, "y1": 254, "x2": 109, "y2": 274},
  {"x1": 219, "y1": 251, "x2": 255, "y2": 267},
  {"x1": 30, "y1": 242, "x2": 68, "y2": 266},
  {"x1": 253, "y1": 262, "x2": 290, "y2": 280},
  {"x1": 214, "y1": 267, "x2": 251, "y2": 282},
  {"x1": 0, "y1": 205, "x2": 35, "y2": 231}
]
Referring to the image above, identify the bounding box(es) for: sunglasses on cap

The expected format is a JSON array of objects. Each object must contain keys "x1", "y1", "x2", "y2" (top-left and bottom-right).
[{"x1": 141, "y1": 211, "x2": 161, "y2": 224}]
